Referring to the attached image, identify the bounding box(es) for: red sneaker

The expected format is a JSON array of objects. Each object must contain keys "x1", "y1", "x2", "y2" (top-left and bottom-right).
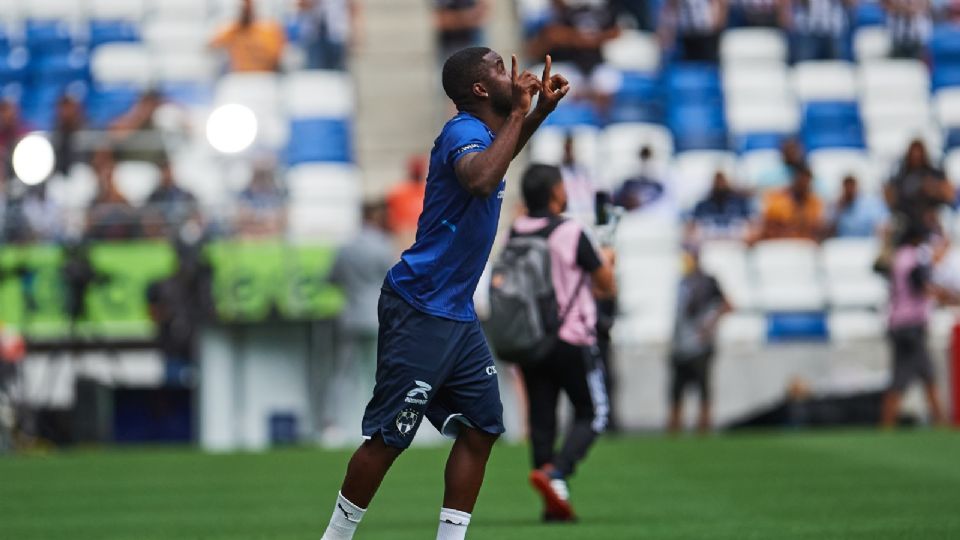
[{"x1": 529, "y1": 467, "x2": 575, "y2": 521}]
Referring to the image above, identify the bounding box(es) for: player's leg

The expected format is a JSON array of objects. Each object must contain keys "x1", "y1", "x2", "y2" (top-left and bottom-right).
[
  {"x1": 340, "y1": 435, "x2": 404, "y2": 508},
  {"x1": 915, "y1": 330, "x2": 946, "y2": 426},
  {"x1": 436, "y1": 425, "x2": 500, "y2": 539},
  {"x1": 668, "y1": 359, "x2": 686, "y2": 434},
  {"x1": 881, "y1": 329, "x2": 911, "y2": 428}
]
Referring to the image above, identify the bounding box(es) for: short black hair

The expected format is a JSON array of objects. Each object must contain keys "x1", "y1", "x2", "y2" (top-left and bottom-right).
[
  {"x1": 521, "y1": 164, "x2": 562, "y2": 214},
  {"x1": 442, "y1": 47, "x2": 493, "y2": 109}
]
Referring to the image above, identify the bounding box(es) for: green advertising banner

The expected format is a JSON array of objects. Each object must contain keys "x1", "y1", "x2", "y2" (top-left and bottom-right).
[{"x1": 0, "y1": 240, "x2": 343, "y2": 341}]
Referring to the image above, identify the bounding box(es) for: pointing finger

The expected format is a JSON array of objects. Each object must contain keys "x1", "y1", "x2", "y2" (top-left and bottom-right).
[
  {"x1": 511, "y1": 54, "x2": 518, "y2": 82},
  {"x1": 542, "y1": 55, "x2": 552, "y2": 86}
]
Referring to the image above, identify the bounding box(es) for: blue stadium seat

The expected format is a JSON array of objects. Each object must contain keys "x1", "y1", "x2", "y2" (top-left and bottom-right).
[
  {"x1": 0, "y1": 49, "x2": 29, "y2": 85},
  {"x1": 674, "y1": 130, "x2": 728, "y2": 152},
  {"x1": 286, "y1": 118, "x2": 353, "y2": 164},
  {"x1": 609, "y1": 72, "x2": 663, "y2": 124},
  {"x1": 89, "y1": 20, "x2": 141, "y2": 48},
  {"x1": 20, "y1": 83, "x2": 77, "y2": 130},
  {"x1": 29, "y1": 49, "x2": 89, "y2": 87},
  {"x1": 666, "y1": 63, "x2": 722, "y2": 98},
  {"x1": 932, "y1": 64, "x2": 960, "y2": 89},
  {"x1": 946, "y1": 128, "x2": 960, "y2": 150},
  {"x1": 733, "y1": 132, "x2": 788, "y2": 153},
  {"x1": 542, "y1": 100, "x2": 602, "y2": 127},
  {"x1": 85, "y1": 85, "x2": 140, "y2": 129},
  {"x1": 161, "y1": 83, "x2": 213, "y2": 107},
  {"x1": 853, "y1": 2, "x2": 886, "y2": 28},
  {"x1": 802, "y1": 101, "x2": 860, "y2": 130},
  {"x1": 25, "y1": 20, "x2": 75, "y2": 56},
  {"x1": 803, "y1": 128, "x2": 865, "y2": 151}
]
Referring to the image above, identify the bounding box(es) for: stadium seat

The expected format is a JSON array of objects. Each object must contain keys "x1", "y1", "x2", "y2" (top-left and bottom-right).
[
  {"x1": 609, "y1": 72, "x2": 663, "y2": 124},
  {"x1": 142, "y1": 20, "x2": 209, "y2": 53},
  {"x1": 853, "y1": 1, "x2": 886, "y2": 27},
  {"x1": 944, "y1": 148, "x2": 960, "y2": 185},
  {"x1": 91, "y1": 43, "x2": 153, "y2": 87},
  {"x1": 670, "y1": 150, "x2": 737, "y2": 209},
  {"x1": 615, "y1": 212, "x2": 681, "y2": 252},
  {"x1": 758, "y1": 281, "x2": 827, "y2": 312},
  {"x1": 113, "y1": 160, "x2": 161, "y2": 207},
  {"x1": 542, "y1": 100, "x2": 601, "y2": 127},
  {"x1": 821, "y1": 237, "x2": 886, "y2": 308},
  {"x1": 859, "y1": 59, "x2": 930, "y2": 100},
  {"x1": 666, "y1": 63, "x2": 721, "y2": 98},
  {"x1": 717, "y1": 313, "x2": 766, "y2": 347},
  {"x1": 866, "y1": 125, "x2": 942, "y2": 164},
  {"x1": 29, "y1": 48, "x2": 89, "y2": 87},
  {"x1": 930, "y1": 25, "x2": 960, "y2": 64},
  {"x1": 0, "y1": 0, "x2": 22, "y2": 24},
  {"x1": 23, "y1": 0, "x2": 84, "y2": 21},
  {"x1": 89, "y1": 20, "x2": 140, "y2": 48},
  {"x1": 90, "y1": 0, "x2": 147, "y2": 20},
  {"x1": 25, "y1": 20, "x2": 75, "y2": 56},
  {"x1": 802, "y1": 101, "x2": 865, "y2": 151},
  {"x1": 85, "y1": 85, "x2": 141, "y2": 128},
  {"x1": 808, "y1": 148, "x2": 884, "y2": 198},
  {"x1": 528, "y1": 125, "x2": 600, "y2": 177},
  {"x1": 600, "y1": 122, "x2": 673, "y2": 164},
  {"x1": 736, "y1": 148, "x2": 783, "y2": 187},
  {"x1": 720, "y1": 28, "x2": 788, "y2": 65},
  {"x1": 934, "y1": 88, "x2": 960, "y2": 129},
  {"x1": 610, "y1": 313, "x2": 674, "y2": 345},
  {"x1": 932, "y1": 64, "x2": 960, "y2": 90},
  {"x1": 726, "y1": 97, "x2": 799, "y2": 135},
  {"x1": 722, "y1": 64, "x2": 791, "y2": 98},
  {"x1": 282, "y1": 70, "x2": 355, "y2": 119},
  {"x1": 285, "y1": 162, "x2": 361, "y2": 203},
  {"x1": 792, "y1": 61, "x2": 857, "y2": 102},
  {"x1": 286, "y1": 118, "x2": 352, "y2": 164},
  {"x1": 699, "y1": 240, "x2": 757, "y2": 310},
  {"x1": 47, "y1": 162, "x2": 98, "y2": 209},
  {"x1": 152, "y1": 0, "x2": 210, "y2": 21},
  {"x1": 287, "y1": 203, "x2": 361, "y2": 244},
  {"x1": 156, "y1": 53, "x2": 217, "y2": 85},
  {"x1": 753, "y1": 240, "x2": 826, "y2": 312},
  {"x1": 602, "y1": 30, "x2": 660, "y2": 73},
  {"x1": 827, "y1": 310, "x2": 885, "y2": 342},
  {"x1": 853, "y1": 26, "x2": 891, "y2": 62}
]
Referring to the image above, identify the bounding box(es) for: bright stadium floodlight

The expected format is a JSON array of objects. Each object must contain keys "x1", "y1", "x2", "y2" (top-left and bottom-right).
[
  {"x1": 12, "y1": 133, "x2": 56, "y2": 186},
  {"x1": 206, "y1": 103, "x2": 258, "y2": 154}
]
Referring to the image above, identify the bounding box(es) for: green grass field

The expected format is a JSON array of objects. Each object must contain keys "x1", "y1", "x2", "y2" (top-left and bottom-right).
[{"x1": 2, "y1": 430, "x2": 958, "y2": 539}]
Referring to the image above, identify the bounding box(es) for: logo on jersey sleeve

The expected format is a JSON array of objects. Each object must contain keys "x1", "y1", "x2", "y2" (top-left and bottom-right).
[
  {"x1": 405, "y1": 380, "x2": 432, "y2": 405},
  {"x1": 396, "y1": 408, "x2": 419, "y2": 436}
]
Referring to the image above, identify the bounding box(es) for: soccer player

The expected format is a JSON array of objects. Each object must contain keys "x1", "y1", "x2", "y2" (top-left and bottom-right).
[{"x1": 320, "y1": 48, "x2": 569, "y2": 540}]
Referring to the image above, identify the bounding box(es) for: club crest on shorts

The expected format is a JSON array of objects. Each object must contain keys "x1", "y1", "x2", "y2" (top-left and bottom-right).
[{"x1": 396, "y1": 408, "x2": 419, "y2": 436}]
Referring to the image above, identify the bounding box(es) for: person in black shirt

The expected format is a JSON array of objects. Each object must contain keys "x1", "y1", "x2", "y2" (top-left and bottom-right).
[{"x1": 884, "y1": 139, "x2": 954, "y2": 238}]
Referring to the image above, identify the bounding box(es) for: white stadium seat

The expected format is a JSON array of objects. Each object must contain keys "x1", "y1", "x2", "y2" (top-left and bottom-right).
[
  {"x1": 151, "y1": 0, "x2": 210, "y2": 21},
  {"x1": 737, "y1": 149, "x2": 783, "y2": 190},
  {"x1": 944, "y1": 149, "x2": 960, "y2": 187},
  {"x1": 717, "y1": 313, "x2": 767, "y2": 346},
  {"x1": 285, "y1": 163, "x2": 361, "y2": 202},
  {"x1": 853, "y1": 27, "x2": 891, "y2": 63},
  {"x1": 528, "y1": 125, "x2": 599, "y2": 175},
  {"x1": 758, "y1": 280, "x2": 826, "y2": 311},
  {"x1": 753, "y1": 239, "x2": 820, "y2": 281},
  {"x1": 91, "y1": 43, "x2": 155, "y2": 87},
  {"x1": 156, "y1": 53, "x2": 218, "y2": 84},
  {"x1": 722, "y1": 64, "x2": 792, "y2": 99},
  {"x1": 669, "y1": 151, "x2": 737, "y2": 210},
  {"x1": 113, "y1": 161, "x2": 161, "y2": 207},
  {"x1": 934, "y1": 88, "x2": 960, "y2": 128},
  {"x1": 91, "y1": 0, "x2": 147, "y2": 20},
  {"x1": 0, "y1": 0, "x2": 22, "y2": 23},
  {"x1": 828, "y1": 310, "x2": 885, "y2": 341},
  {"x1": 808, "y1": 148, "x2": 885, "y2": 198},
  {"x1": 143, "y1": 20, "x2": 211, "y2": 53},
  {"x1": 720, "y1": 28, "x2": 788, "y2": 64},
  {"x1": 699, "y1": 240, "x2": 757, "y2": 310},
  {"x1": 602, "y1": 30, "x2": 660, "y2": 72},
  {"x1": 792, "y1": 61, "x2": 857, "y2": 102},
  {"x1": 615, "y1": 212, "x2": 681, "y2": 252},
  {"x1": 820, "y1": 237, "x2": 880, "y2": 278},
  {"x1": 287, "y1": 203, "x2": 361, "y2": 244},
  {"x1": 859, "y1": 59, "x2": 930, "y2": 100},
  {"x1": 598, "y1": 122, "x2": 673, "y2": 187},
  {"x1": 283, "y1": 70, "x2": 356, "y2": 118},
  {"x1": 726, "y1": 97, "x2": 800, "y2": 134},
  {"x1": 23, "y1": 0, "x2": 83, "y2": 20}
]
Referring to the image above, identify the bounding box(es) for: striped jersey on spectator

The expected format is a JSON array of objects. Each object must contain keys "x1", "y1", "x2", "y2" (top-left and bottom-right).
[
  {"x1": 677, "y1": 0, "x2": 721, "y2": 33},
  {"x1": 885, "y1": 0, "x2": 933, "y2": 46},
  {"x1": 792, "y1": 0, "x2": 848, "y2": 37}
]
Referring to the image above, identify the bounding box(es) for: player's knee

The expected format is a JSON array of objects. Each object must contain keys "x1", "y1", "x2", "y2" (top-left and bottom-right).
[
  {"x1": 360, "y1": 434, "x2": 406, "y2": 460},
  {"x1": 459, "y1": 426, "x2": 499, "y2": 451}
]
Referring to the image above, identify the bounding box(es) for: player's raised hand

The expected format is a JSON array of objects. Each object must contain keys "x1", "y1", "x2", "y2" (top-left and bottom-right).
[
  {"x1": 536, "y1": 55, "x2": 570, "y2": 114},
  {"x1": 511, "y1": 54, "x2": 542, "y2": 115}
]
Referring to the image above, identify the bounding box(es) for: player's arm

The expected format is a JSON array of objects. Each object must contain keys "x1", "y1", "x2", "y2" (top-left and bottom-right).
[
  {"x1": 455, "y1": 55, "x2": 541, "y2": 198},
  {"x1": 592, "y1": 247, "x2": 617, "y2": 299},
  {"x1": 514, "y1": 56, "x2": 570, "y2": 158}
]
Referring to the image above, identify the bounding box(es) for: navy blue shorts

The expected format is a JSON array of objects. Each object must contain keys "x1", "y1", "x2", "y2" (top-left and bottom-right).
[{"x1": 361, "y1": 285, "x2": 505, "y2": 449}]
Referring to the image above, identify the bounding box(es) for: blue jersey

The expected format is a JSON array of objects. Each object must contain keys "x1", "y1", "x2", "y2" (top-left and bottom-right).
[{"x1": 387, "y1": 112, "x2": 506, "y2": 322}]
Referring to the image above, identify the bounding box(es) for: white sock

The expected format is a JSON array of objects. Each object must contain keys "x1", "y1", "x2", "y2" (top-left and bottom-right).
[
  {"x1": 321, "y1": 492, "x2": 366, "y2": 540},
  {"x1": 436, "y1": 507, "x2": 471, "y2": 540}
]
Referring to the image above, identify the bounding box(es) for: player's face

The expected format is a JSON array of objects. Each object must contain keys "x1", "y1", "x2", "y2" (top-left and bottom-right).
[{"x1": 483, "y1": 52, "x2": 513, "y2": 117}]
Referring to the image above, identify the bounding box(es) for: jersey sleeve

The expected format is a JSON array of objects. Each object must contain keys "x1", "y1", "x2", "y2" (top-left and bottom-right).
[
  {"x1": 443, "y1": 119, "x2": 491, "y2": 166},
  {"x1": 575, "y1": 230, "x2": 603, "y2": 272}
]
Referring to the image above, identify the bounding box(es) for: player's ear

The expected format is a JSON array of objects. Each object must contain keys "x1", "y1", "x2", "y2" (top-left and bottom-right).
[{"x1": 472, "y1": 82, "x2": 488, "y2": 100}]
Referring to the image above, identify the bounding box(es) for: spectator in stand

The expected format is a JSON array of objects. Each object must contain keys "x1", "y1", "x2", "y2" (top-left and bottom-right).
[
  {"x1": 883, "y1": 0, "x2": 933, "y2": 59},
  {"x1": 827, "y1": 175, "x2": 888, "y2": 238},
  {"x1": 86, "y1": 149, "x2": 142, "y2": 240},
  {"x1": 51, "y1": 95, "x2": 85, "y2": 177},
  {"x1": 530, "y1": 0, "x2": 622, "y2": 110},
  {"x1": 21, "y1": 184, "x2": 66, "y2": 242},
  {"x1": 386, "y1": 154, "x2": 427, "y2": 240},
  {"x1": 143, "y1": 161, "x2": 198, "y2": 239},
  {"x1": 296, "y1": 0, "x2": 361, "y2": 70},
  {"x1": 324, "y1": 200, "x2": 396, "y2": 445},
  {"x1": 434, "y1": 0, "x2": 489, "y2": 67},
  {"x1": 760, "y1": 165, "x2": 825, "y2": 240},
  {"x1": 0, "y1": 100, "x2": 28, "y2": 180},
  {"x1": 560, "y1": 134, "x2": 597, "y2": 225},
  {"x1": 210, "y1": 0, "x2": 286, "y2": 73},
  {"x1": 880, "y1": 224, "x2": 948, "y2": 428},
  {"x1": 659, "y1": 0, "x2": 728, "y2": 63},
  {"x1": 756, "y1": 137, "x2": 806, "y2": 194},
  {"x1": 688, "y1": 171, "x2": 755, "y2": 242},
  {"x1": 235, "y1": 160, "x2": 287, "y2": 237},
  {"x1": 668, "y1": 244, "x2": 732, "y2": 434},
  {"x1": 884, "y1": 139, "x2": 953, "y2": 236},
  {"x1": 612, "y1": 0, "x2": 654, "y2": 30},
  {"x1": 109, "y1": 90, "x2": 167, "y2": 165},
  {"x1": 734, "y1": 0, "x2": 781, "y2": 26},
  {"x1": 783, "y1": 0, "x2": 852, "y2": 63},
  {"x1": 613, "y1": 145, "x2": 674, "y2": 218}
]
